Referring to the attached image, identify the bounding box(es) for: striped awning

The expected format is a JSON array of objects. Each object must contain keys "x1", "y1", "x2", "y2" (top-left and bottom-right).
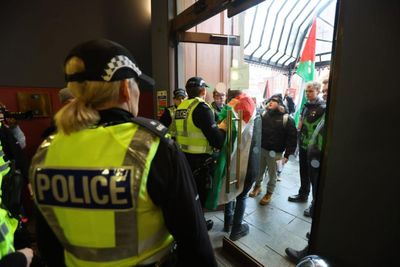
[{"x1": 243, "y1": 0, "x2": 337, "y2": 71}]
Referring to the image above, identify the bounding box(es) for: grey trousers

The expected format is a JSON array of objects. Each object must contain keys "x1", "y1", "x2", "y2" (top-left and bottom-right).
[{"x1": 255, "y1": 148, "x2": 282, "y2": 194}]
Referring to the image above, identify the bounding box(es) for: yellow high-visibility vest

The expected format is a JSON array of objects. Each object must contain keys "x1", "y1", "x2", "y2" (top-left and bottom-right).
[
  {"x1": 0, "y1": 123, "x2": 10, "y2": 178},
  {"x1": 0, "y1": 122, "x2": 18, "y2": 259},
  {"x1": 175, "y1": 97, "x2": 213, "y2": 154},
  {"x1": 167, "y1": 106, "x2": 177, "y2": 138},
  {"x1": 30, "y1": 121, "x2": 174, "y2": 267}
]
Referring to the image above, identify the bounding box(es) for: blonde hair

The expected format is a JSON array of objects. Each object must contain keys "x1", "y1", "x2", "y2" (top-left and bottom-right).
[{"x1": 55, "y1": 56, "x2": 122, "y2": 135}]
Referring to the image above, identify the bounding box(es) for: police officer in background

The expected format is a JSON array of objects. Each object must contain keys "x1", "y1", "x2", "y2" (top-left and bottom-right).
[
  {"x1": 174, "y1": 77, "x2": 226, "y2": 231},
  {"x1": 0, "y1": 120, "x2": 33, "y2": 266},
  {"x1": 30, "y1": 39, "x2": 217, "y2": 267},
  {"x1": 159, "y1": 88, "x2": 187, "y2": 138}
]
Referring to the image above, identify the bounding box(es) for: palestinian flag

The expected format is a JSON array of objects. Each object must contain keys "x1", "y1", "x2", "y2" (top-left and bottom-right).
[{"x1": 294, "y1": 19, "x2": 317, "y2": 127}]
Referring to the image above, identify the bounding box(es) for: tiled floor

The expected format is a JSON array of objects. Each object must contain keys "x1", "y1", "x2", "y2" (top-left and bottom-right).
[{"x1": 206, "y1": 158, "x2": 312, "y2": 267}]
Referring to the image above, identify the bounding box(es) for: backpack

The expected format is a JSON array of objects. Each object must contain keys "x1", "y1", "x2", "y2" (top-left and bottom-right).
[{"x1": 283, "y1": 113, "x2": 289, "y2": 128}]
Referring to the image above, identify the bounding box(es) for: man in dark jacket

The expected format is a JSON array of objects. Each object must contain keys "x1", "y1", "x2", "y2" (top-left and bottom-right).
[
  {"x1": 248, "y1": 95, "x2": 297, "y2": 205},
  {"x1": 303, "y1": 78, "x2": 329, "y2": 217},
  {"x1": 288, "y1": 82, "x2": 325, "y2": 203},
  {"x1": 285, "y1": 78, "x2": 330, "y2": 263}
]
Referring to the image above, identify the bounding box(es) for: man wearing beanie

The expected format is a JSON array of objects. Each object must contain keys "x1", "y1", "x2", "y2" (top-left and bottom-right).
[{"x1": 249, "y1": 95, "x2": 297, "y2": 205}]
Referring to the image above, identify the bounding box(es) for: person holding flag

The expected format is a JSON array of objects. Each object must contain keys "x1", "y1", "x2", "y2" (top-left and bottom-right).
[
  {"x1": 293, "y1": 19, "x2": 318, "y2": 127},
  {"x1": 285, "y1": 77, "x2": 330, "y2": 263},
  {"x1": 289, "y1": 82, "x2": 325, "y2": 203},
  {"x1": 288, "y1": 19, "x2": 326, "y2": 203}
]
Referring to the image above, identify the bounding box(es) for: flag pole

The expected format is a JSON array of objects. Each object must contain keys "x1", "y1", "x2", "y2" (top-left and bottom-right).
[
  {"x1": 294, "y1": 80, "x2": 306, "y2": 128},
  {"x1": 293, "y1": 18, "x2": 317, "y2": 127}
]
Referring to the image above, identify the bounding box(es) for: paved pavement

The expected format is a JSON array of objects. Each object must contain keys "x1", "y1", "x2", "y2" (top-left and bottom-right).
[{"x1": 206, "y1": 158, "x2": 312, "y2": 267}]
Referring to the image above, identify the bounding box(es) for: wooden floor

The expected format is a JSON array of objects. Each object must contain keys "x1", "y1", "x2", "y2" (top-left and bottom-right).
[{"x1": 206, "y1": 159, "x2": 312, "y2": 267}]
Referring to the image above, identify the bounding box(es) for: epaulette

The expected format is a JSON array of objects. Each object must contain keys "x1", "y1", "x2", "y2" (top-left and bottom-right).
[{"x1": 131, "y1": 117, "x2": 168, "y2": 139}]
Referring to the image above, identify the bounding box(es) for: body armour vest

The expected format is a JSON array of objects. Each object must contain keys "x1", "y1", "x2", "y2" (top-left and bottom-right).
[
  {"x1": 0, "y1": 123, "x2": 18, "y2": 259},
  {"x1": 300, "y1": 101, "x2": 325, "y2": 149},
  {"x1": 30, "y1": 122, "x2": 173, "y2": 267},
  {"x1": 167, "y1": 106, "x2": 177, "y2": 138},
  {"x1": 175, "y1": 97, "x2": 213, "y2": 154},
  {"x1": 307, "y1": 116, "x2": 326, "y2": 167}
]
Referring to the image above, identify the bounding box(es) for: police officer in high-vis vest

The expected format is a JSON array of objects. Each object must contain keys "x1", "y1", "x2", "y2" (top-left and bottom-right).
[
  {"x1": 288, "y1": 81, "x2": 325, "y2": 203},
  {"x1": 0, "y1": 122, "x2": 33, "y2": 267},
  {"x1": 159, "y1": 88, "x2": 187, "y2": 138},
  {"x1": 174, "y1": 77, "x2": 226, "y2": 230},
  {"x1": 30, "y1": 39, "x2": 217, "y2": 267}
]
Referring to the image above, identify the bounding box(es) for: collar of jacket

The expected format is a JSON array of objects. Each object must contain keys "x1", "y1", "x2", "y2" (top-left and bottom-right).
[
  {"x1": 306, "y1": 98, "x2": 326, "y2": 108},
  {"x1": 97, "y1": 108, "x2": 135, "y2": 126}
]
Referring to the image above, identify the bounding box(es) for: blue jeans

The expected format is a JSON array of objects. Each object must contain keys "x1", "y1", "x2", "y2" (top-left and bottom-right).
[
  {"x1": 224, "y1": 176, "x2": 253, "y2": 228},
  {"x1": 224, "y1": 140, "x2": 260, "y2": 227},
  {"x1": 225, "y1": 110, "x2": 262, "y2": 229}
]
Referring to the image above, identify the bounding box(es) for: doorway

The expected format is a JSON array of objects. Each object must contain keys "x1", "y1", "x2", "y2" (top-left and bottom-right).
[{"x1": 172, "y1": 0, "x2": 338, "y2": 265}]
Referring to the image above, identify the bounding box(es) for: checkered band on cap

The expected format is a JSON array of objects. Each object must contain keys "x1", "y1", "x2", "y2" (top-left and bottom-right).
[
  {"x1": 185, "y1": 76, "x2": 209, "y2": 88},
  {"x1": 102, "y1": 55, "x2": 142, "y2": 82},
  {"x1": 65, "y1": 39, "x2": 155, "y2": 86}
]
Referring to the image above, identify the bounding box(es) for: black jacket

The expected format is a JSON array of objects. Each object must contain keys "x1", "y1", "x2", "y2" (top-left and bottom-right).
[
  {"x1": 300, "y1": 98, "x2": 326, "y2": 124},
  {"x1": 0, "y1": 252, "x2": 27, "y2": 267},
  {"x1": 300, "y1": 98, "x2": 326, "y2": 148},
  {"x1": 260, "y1": 109, "x2": 297, "y2": 158}
]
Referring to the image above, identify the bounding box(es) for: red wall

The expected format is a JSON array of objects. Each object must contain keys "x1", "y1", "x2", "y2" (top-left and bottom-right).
[
  {"x1": 0, "y1": 87, "x2": 62, "y2": 159},
  {"x1": 0, "y1": 87, "x2": 154, "y2": 160},
  {"x1": 139, "y1": 90, "x2": 154, "y2": 120}
]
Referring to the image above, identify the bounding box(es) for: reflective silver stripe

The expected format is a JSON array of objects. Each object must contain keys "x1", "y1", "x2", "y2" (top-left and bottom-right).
[
  {"x1": 39, "y1": 204, "x2": 134, "y2": 262},
  {"x1": 176, "y1": 131, "x2": 206, "y2": 138},
  {"x1": 33, "y1": 127, "x2": 164, "y2": 263},
  {"x1": 0, "y1": 223, "x2": 8, "y2": 236},
  {"x1": 0, "y1": 150, "x2": 4, "y2": 157},
  {"x1": 140, "y1": 245, "x2": 172, "y2": 265},
  {"x1": 180, "y1": 144, "x2": 210, "y2": 154},
  {"x1": 138, "y1": 227, "x2": 171, "y2": 253},
  {"x1": 182, "y1": 99, "x2": 200, "y2": 137},
  {"x1": 0, "y1": 161, "x2": 10, "y2": 172}
]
